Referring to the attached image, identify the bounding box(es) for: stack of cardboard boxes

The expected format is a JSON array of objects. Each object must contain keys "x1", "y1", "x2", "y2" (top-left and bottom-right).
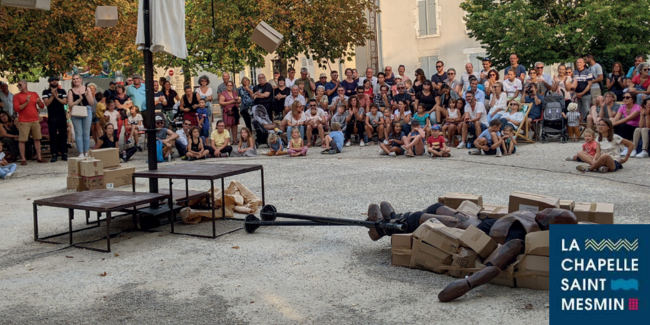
[
  {"x1": 390, "y1": 191, "x2": 615, "y2": 290},
  {"x1": 66, "y1": 148, "x2": 135, "y2": 191}
]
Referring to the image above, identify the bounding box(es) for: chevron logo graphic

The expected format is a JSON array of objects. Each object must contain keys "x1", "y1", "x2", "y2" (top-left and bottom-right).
[{"x1": 585, "y1": 239, "x2": 639, "y2": 251}]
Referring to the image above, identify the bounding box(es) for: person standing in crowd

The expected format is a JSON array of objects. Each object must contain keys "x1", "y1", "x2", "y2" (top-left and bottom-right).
[
  {"x1": 325, "y1": 70, "x2": 340, "y2": 104},
  {"x1": 161, "y1": 80, "x2": 179, "y2": 127},
  {"x1": 269, "y1": 71, "x2": 281, "y2": 90},
  {"x1": 0, "y1": 111, "x2": 21, "y2": 160},
  {"x1": 358, "y1": 68, "x2": 377, "y2": 87},
  {"x1": 285, "y1": 68, "x2": 297, "y2": 88},
  {"x1": 584, "y1": 55, "x2": 603, "y2": 99},
  {"x1": 607, "y1": 62, "x2": 625, "y2": 101},
  {"x1": 502, "y1": 69, "x2": 523, "y2": 101},
  {"x1": 237, "y1": 77, "x2": 254, "y2": 131},
  {"x1": 180, "y1": 85, "x2": 200, "y2": 126},
  {"x1": 397, "y1": 65, "x2": 410, "y2": 82},
  {"x1": 352, "y1": 69, "x2": 360, "y2": 84},
  {"x1": 216, "y1": 72, "x2": 231, "y2": 94},
  {"x1": 42, "y1": 76, "x2": 68, "y2": 162},
  {"x1": 196, "y1": 75, "x2": 213, "y2": 130},
  {"x1": 153, "y1": 80, "x2": 167, "y2": 123},
  {"x1": 0, "y1": 82, "x2": 15, "y2": 117},
  {"x1": 340, "y1": 68, "x2": 357, "y2": 97},
  {"x1": 296, "y1": 68, "x2": 316, "y2": 99},
  {"x1": 627, "y1": 55, "x2": 646, "y2": 78},
  {"x1": 86, "y1": 83, "x2": 102, "y2": 148},
  {"x1": 315, "y1": 73, "x2": 328, "y2": 91},
  {"x1": 552, "y1": 64, "x2": 573, "y2": 109},
  {"x1": 431, "y1": 61, "x2": 447, "y2": 91},
  {"x1": 572, "y1": 58, "x2": 594, "y2": 121},
  {"x1": 102, "y1": 81, "x2": 117, "y2": 103},
  {"x1": 628, "y1": 62, "x2": 650, "y2": 105},
  {"x1": 13, "y1": 80, "x2": 46, "y2": 164},
  {"x1": 460, "y1": 63, "x2": 480, "y2": 94},
  {"x1": 218, "y1": 81, "x2": 240, "y2": 144},
  {"x1": 68, "y1": 75, "x2": 95, "y2": 158},
  {"x1": 126, "y1": 73, "x2": 147, "y2": 126},
  {"x1": 505, "y1": 53, "x2": 526, "y2": 83},
  {"x1": 384, "y1": 66, "x2": 395, "y2": 86},
  {"x1": 272, "y1": 78, "x2": 290, "y2": 120},
  {"x1": 252, "y1": 73, "x2": 273, "y2": 119},
  {"x1": 125, "y1": 77, "x2": 133, "y2": 86}
]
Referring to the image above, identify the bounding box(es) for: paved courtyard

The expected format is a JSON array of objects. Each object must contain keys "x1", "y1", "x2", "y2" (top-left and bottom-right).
[{"x1": 1, "y1": 141, "x2": 649, "y2": 324}]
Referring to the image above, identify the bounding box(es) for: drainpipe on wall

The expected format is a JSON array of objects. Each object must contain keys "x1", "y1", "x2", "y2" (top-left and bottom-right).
[{"x1": 377, "y1": 0, "x2": 384, "y2": 69}]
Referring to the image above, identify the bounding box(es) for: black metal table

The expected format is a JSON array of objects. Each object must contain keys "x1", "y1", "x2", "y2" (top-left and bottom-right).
[
  {"x1": 33, "y1": 190, "x2": 169, "y2": 252},
  {"x1": 131, "y1": 163, "x2": 265, "y2": 238}
]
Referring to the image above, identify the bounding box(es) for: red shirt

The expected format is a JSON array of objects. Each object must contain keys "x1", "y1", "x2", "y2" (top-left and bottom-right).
[
  {"x1": 427, "y1": 135, "x2": 446, "y2": 150},
  {"x1": 13, "y1": 91, "x2": 41, "y2": 123},
  {"x1": 582, "y1": 141, "x2": 597, "y2": 157}
]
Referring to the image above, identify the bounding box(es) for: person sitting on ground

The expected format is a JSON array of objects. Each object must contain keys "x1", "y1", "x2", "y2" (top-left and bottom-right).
[
  {"x1": 210, "y1": 120, "x2": 232, "y2": 157},
  {"x1": 457, "y1": 91, "x2": 488, "y2": 149},
  {"x1": 412, "y1": 103, "x2": 431, "y2": 138},
  {"x1": 611, "y1": 93, "x2": 641, "y2": 147},
  {"x1": 379, "y1": 122, "x2": 405, "y2": 157},
  {"x1": 501, "y1": 124, "x2": 518, "y2": 156},
  {"x1": 267, "y1": 133, "x2": 286, "y2": 156},
  {"x1": 126, "y1": 106, "x2": 144, "y2": 151},
  {"x1": 0, "y1": 110, "x2": 20, "y2": 161},
  {"x1": 304, "y1": 99, "x2": 326, "y2": 147},
  {"x1": 345, "y1": 96, "x2": 366, "y2": 147},
  {"x1": 176, "y1": 119, "x2": 192, "y2": 159},
  {"x1": 322, "y1": 122, "x2": 344, "y2": 154},
  {"x1": 365, "y1": 104, "x2": 385, "y2": 145},
  {"x1": 566, "y1": 129, "x2": 597, "y2": 163},
  {"x1": 155, "y1": 116, "x2": 179, "y2": 160},
  {"x1": 402, "y1": 120, "x2": 426, "y2": 157},
  {"x1": 0, "y1": 142, "x2": 17, "y2": 180},
  {"x1": 563, "y1": 103, "x2": 581, "y2": 142},
  {"x1": 427, "y1": 124, "x2": 450, "y2": 158},
  {"x1": 330, "y1": 104, "x2": 349, "y2": 135},
  {"x1": 196, "y1": 99, "x2": 211, "y2": 139},
  {"x1": 499, "y1": 101, "x2": 525, "y2": 131},
  {"x1": 470, "y1": 119, "x2": 504, "y2": 156},
  {"x1": 287, "y1": 128, "x2": 308, "y2": 157},
  {"x1": 631, "y1": 99, "x2": 650, "y2": 158},
  {"x1": 229, "y1": 127, "x2": 258, "y2": 158},
  {"x1": 576, "y1": 118, "x2": 633, "y2": 173},
  {"x1": 96, "y1": 123, "x2": 137, "y2": 162},
  {"x1": 442, "y1": 98, "x2": 461, "y2": 143},
  {"x1": 185, "y1": 126, "x2": 209, "y2": 161}
]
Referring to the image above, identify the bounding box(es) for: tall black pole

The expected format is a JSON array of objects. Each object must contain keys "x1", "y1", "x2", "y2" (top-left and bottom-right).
[{"x1": 143, "y1": 0, "x2": 158, "y2": 194}]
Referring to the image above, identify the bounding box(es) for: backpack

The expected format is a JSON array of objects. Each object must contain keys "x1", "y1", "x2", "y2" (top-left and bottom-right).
[
  {"x1": 543, "y1": 93, "x2": 564, "y2": 121},
  {"x1": 156, "y1": 140, "x2": 165, "y2": 162}
]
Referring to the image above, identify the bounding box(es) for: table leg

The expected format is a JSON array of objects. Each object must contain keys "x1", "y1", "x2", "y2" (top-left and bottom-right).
[
  {"x1": 85, "y1": 210, "x2": 90, "y2": 225},
  {"x1": 33, "y1": 203, "x2": 38, "y2": 241},
  {"x1": 97, "y1": 212, "x2": 101, "y2": 226},
  {"x1": 185, "y1": 179, "x2": 189, "y2": 203},
  {"x1": 261, "y1": 167, "x2": 265, "y2": 205},
  {"x1": 132, "y1": 175, "x2": 136, "y2": 192},
  {"x1": 216, "y1": 179, "x2": 220, "y2": 238},
  {"x1": 106, "y1": 211, "x2": 112, "y2": 252},
  {"x1": 169, "y1": 179, "x2": 175, "y2": 234},
  {"x1": 68, "y1": 209, "x2": 74, "y2": 245}
]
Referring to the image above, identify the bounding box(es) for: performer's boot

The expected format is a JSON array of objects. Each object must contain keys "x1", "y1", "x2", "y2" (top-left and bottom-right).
[
  {"x1": 380, "y1": 201, "x2": 396, "y2": 220},
  {"x1": 535, "y1": 208, "x2": 577, "y2": 230},
  {"x1": 367, "y1": 204, "x2": 384, "y2": 241},
  {"x1": 438, "y1": 239, "x2": 524, "y2": 302}
]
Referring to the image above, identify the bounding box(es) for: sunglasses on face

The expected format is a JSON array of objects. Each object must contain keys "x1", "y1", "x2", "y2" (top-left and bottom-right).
[
  {"x1": 183, "y1": 123, "x2": 191, "y2": 126},
  {"x1": 156, "y1": 122, "x2": 164, "y2": 125},
  {"x1": 643, "y1": 69, "x2": 649, "y2": 71},
  {"x1": 448, "y1": 73, "x2": 455, "y2": 75},
  {"x1": 624, "y1": 96, "x2": 633, "y2": 99},
  {"x1": 309, "y1": 104, "x2": 317, "y2": 107},
  {"x1": 436, "y1": 65, "x2": 443, "y2": 68}
]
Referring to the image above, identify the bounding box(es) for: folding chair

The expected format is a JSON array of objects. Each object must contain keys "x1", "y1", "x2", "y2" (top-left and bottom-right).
[{"x1": 515, "y1": 103, "x2": 536, "y2": 143}]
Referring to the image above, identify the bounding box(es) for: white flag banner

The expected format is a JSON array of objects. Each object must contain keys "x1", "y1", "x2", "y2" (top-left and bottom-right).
[{"x1": 136, "y1": 0, "x2": 188, "y2": 59}]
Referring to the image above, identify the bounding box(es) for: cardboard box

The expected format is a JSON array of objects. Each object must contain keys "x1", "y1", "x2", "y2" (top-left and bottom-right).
[
  {"x1": 67, "y1": 157, "x2": 86, "y2": 176},
  {"x1": 103, "y1": 166, "x2": 135, "y2": 189},
  {"x1": 514, "y1": 255, "x2": 550, "y2": 290},
  {"x1": 79, "y1": 159, "x2": 103, "y2": 177},
  {"x1": 508, "y1": 191, "x2": 559, "y2": 213},
  {"x1": 525, "y1": 231, "x2": 549, "y2": 256},
  {"x1": 448, "y1": 247, "x2": 479, "y2": 278},
  {"x1": 251, "y1": 21, "x2": 284, "y2": 53},
  {"x1": 82, "y1": 176, "x2": 105, "y2": 191},
  {"x1": 439, "y1": 192, "x2": 483, "y2": 209},
  {"x1": 457, "y1": 200, "x2": 482, "y2": 216},
  {"x1": 459, "y1": 225, "x2": 498, "y2": 258},
  {"x1": 413, "y1": 220, "x2": 464, "y2": 255},
  {"x1": 410, "y1": 240, "x2": 453, "y2": 273},
  {"x1": 95, "y1": 6, "x2": 118, "y2": 28},
  {"x1": 480, "y1": 204, "x2": 509, "y2": 219},
  {"x1": 559, "y1": 200, "x2": 575, "y2": 211},
  {"x1": 90, "y1": 148, "x2": 120, "y2": 168},
  {"x1": 66, "y1": 176, "x2": 84, "y2": 191},
  {"x1": 573, "y1": 202, "x2": 614, "y2": 224},
  {"x1": 391, "y1": 234, "x2": 413, "y2": 252},
  {"x1": 489, "y1": 270, "x2": 516, "y2": 287},
  {"x1": 392, "y1": 249, "x2": 412, "y2": 268}
]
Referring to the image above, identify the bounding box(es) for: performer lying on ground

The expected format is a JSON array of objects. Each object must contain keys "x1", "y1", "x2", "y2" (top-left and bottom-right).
[{"x1": 366, "y1": 202, "x2": 577, "y2": 302}]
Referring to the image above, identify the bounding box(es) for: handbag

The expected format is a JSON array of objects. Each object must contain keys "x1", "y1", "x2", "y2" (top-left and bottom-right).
[{"x1": 71, "y1": 105, "x2": 88, "y2": 118}]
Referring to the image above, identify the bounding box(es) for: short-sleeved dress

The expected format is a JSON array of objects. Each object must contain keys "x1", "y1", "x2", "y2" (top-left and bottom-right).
[
  {"x1": 230, "y1": 139, "x2": 258, "y2": 157},
  {"x1": 221, "y1": 90, "x2": 239, "y2": 126}
]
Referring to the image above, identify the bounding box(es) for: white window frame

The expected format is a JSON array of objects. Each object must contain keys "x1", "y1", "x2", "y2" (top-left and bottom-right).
[{"x1": 416, "y1": 0, "x2": 441, "y2": 39}]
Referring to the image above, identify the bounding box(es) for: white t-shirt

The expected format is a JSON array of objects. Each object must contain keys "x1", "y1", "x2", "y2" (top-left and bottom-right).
[
  {"x1": 488, "y1": 92, "x2": 508, "y2": 116},
  {"x1": 285, "y1": 78, "x2": 297, "y2": 88},
  {"x1": 104, "y1": 110, "x2": 120, "y2": 129},
  {"x1": 283, "y1": 112, "x2": 307, "y2": 124},
  {"x1": 196, "y1": 87, "x2": 213, "y2": 101},
  {"x1": 447, "y1": 107, "x2": 460, "y2": 119},
  {"x1": 502, "y1": 78, "x2": 523, "y2": 99},
  {"x1": 285, "y1": 94, "x2": 306, "y2": 108},
  {"x1": 598, "y1": 134, "x2": 624, "y2": 162},
  {"x1": 465, "y1": 102, "x2": 488, "y2": 126},
  {"x1": 128, "y1": 114, "x2": 144, "y2": 130},
  {"x1": 590, "y1": 63, "x2": 603, "y2": 90},
  {"x1": 501, "y1": 111, "x2": 524, "y2": 126}
]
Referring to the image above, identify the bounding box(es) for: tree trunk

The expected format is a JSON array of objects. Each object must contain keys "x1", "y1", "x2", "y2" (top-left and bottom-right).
[{"x1": 183, "y1": 64, "x2": 192, "y2": 86}]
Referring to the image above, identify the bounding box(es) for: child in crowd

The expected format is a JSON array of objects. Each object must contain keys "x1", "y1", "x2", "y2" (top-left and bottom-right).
[
  {"x1": 404, "y1": 79, "x2": 414, "y2": 96},
  {"x1": 442, "y1": 98, "x2": 461, "y2": 143},
  {"x1": 322, "y1": 122, "x2": 344, "y2": 154},
  {"x1": 402, "y1": 120, "x2": 425, "y2": 157},
  {"x1": 330, "y1": 104, "x2": 349, "y2": 135},
  {"x1": 231, "y1": 127, "x2": 258, "y2": 157},
  {"x1": 66, "y1": 109, "x2": 75, "y2": 148},
  {"x1": 566, "y1": 129, "x2": 597, "y2": 164},
  {"x1": 186, "y1": 126, "x2": 209, "y2": 161},
  {"x1": 379, "y1": 123, "x2": 405, "y2": 157},
  {"x1": 470, "y1": 119, "x2": 503, "y2": 156},
  {"x1": 576, "y1": 118, "x2": 634, "y2": 173},
  {"x1": 305, "y1": 102, "x2": 326, "y2": 147},
  {"x1": 0, "y1": 142, "x2": 17, "y2": 180},
  {"x1": 127, "y1": 106, "x2": 144, "y2": 151},
  {"x1": 365, "y1": 104, "x2": 385, "y2": 145},
  {"x1": 196, "y1": 99, "x2": 210, "y2": 138},
  {"x1": 288, "y1": 128, "x2": 308, "y2": 157},
  {"x1": 412, "y1": 103, "x2": 431, "y2": 138},
  {"x1": 427, "y1": 125, "x2": 450, "y2": 158},
  {"x1": 103, "y1": 100, "x2": 120, "y2": 136},
  {"x1": 267, "y1": 133, "x2": 286, "y2": 156},
  {"x1": 502, "y1": 125, "x2": 518, "y2": 155},
  {"x1": 563, "y1": 102, "x2": 581, "y2": 142},
  {"x1": 96, "y1": 124, "x2": 137, "y2": 162}
]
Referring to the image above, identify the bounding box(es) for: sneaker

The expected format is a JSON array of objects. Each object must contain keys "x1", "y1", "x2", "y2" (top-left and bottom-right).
[
  {"x1": 379, "y1": 150, "x2": 387, "y2": 155},
  {"x1": 329, "y1": 149, "x2": 337, "y2": 155},
  {"x1": 50, "y1": 155, "x2": 57, "y2": 163},
  {"x1": 630, "y1": 150, "x2": 638, "y2": 157},
  {"x1": 565, "y1": 156, "x2": 575, "y2": 161},
  {"x1": 496, "y1": 148, "x2": 502, "y2": 157},
  {"x1": 468, "y1": 149, "x2": 481, "y2": 155},
  {"x1": 576, "y1": 165, "x2": 590, "y2": 172},
  {"x1": 3, "y1": 173, "x2": 10, "y2": 180},
  {"x1": 456, "y1": 142, "x2": 465, "y2": 149},
  {"x1": 383, "y1": 139, "x2": 389, "y2": 145},
  {"x1": 360, "y1": 140, "x2": 365, "y2": 147},
  {"x1": 598, "y1": 166, "x2": 609, "y2": 173},
  {"x1": 389, "y1": 152, "x2": 396, "y2": 157},
  {"x1": 221, "y1": 153, "x2": 229, "y2": 157},
  {"x1": 345, "y1": 140, "x2": 351, "y2": 147},
  {"x1": 636, "y1": 150, "x2": 649, "y2": 158},
  {"x1": 181, "y1": 156, "x2": 188, "y2": 160},
  {"x1": 61, "y1": 153, "x2": 68, "y2": 161},
  {"x1": 188, "y1": 157, "x2": 195, "y2": 161},
  {"x1": 78, "y1": 153, "x2": 85, "y2": 158},
  {"x1": 137, "y1": 145, "x2": 143, "y2": 152},
  {"x1": 84, "y1": 153, "x2": 88, "y2": 158},
  {"x1": 620, "y1": 147, "x2": 628, "y2": 157},
  {"x1": 321, "y1": 149, "x2": 330, "y2": 154}
]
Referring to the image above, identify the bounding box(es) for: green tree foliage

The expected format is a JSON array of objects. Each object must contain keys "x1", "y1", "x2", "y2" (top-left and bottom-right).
[{"x1": 461, "y1": 0, "x2": 650, "y2": 70}]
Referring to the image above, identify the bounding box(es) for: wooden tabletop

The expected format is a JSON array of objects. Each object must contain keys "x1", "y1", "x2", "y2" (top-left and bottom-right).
[
  {"x1": 33, "y1": 190, "x2": 169, "y2": 212},
  {"x1": 132, "y1": 163, "x2": 263, "y2": 180}
]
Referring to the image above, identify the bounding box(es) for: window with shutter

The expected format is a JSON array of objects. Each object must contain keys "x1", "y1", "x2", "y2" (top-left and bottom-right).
[
  {"x1": 420, "y1": 56, "x2": 439, "y2": 78},
  {"x1": 418, "y1": 0, "x2": 438, "y2": 37}
]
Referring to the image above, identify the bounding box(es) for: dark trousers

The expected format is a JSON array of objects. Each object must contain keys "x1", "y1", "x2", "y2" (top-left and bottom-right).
[
  {"x1": 241, "y1": 107, "x2": 252, "y2": 132},
  {"x1": 207, "y1": 145, "x2": 232, "y2": 157},
  {"x1": 345, "y1": 121, "x2": 365, "y2": 141},
  {"x1": 175, "y1": 139, "x2": 187, "y2": 157},
  {"x1": 123, "y1": 146, "x2": 138, "y2": 162},
  {"x1": 614, "y1": 123, "x2": 636, "y2": 141},
  {"x1": 48, "y1": 116, "x2": 68, "y2": 155}
]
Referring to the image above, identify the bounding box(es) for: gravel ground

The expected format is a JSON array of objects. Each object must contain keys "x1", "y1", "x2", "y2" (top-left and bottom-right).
[{"x1": 1, "y1": 140, "x2": 649, "y2": 324}]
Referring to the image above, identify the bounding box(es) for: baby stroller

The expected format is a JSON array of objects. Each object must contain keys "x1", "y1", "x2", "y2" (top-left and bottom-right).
[
  {"x1": 540, "y1": 93, "x2": 568, "y2": 143},
  {"x1": 251, "y1": 105, "x2": 276, "y2": 147}
]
